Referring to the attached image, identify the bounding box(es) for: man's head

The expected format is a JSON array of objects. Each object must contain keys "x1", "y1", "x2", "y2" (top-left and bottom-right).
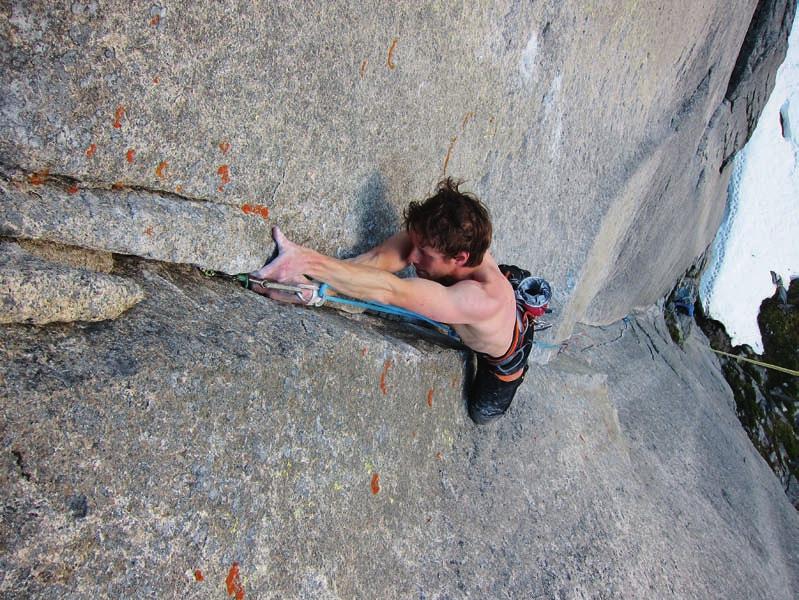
[{"x1": 403, "y1": 178, "x2": 492, "y2": 280}]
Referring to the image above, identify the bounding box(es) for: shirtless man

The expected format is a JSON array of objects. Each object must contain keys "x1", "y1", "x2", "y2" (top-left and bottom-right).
[{"x1": 250, "y1": 178, "x2": 534, "y2": 423}]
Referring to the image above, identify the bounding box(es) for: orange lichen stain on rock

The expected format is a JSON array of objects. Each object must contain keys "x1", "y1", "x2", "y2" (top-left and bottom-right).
[
  {"x1": 155, "y1": 161, "x2": 168, "y2": 179},
  {"x1": 217, "y1": 164, "x2": 231, "y2": 185},
  {"x1": 359, "y1": 59, "x2": 368, "y2": 78},
  {"x1": 426, "y1": 388, "x2": 434, "y2": 408},
  {"x1": 219, "y1": 141, "x2": 231, "y2": 155},
  {"x1": 144, "y1": 226, "x2": 154, "y2": 237},
  {"x1": 379, "y1": 359, "x2": 392, "y2": 395},
  {"x1": 112, "y1": 181, "x2": 125, "y2": 190},
  {"x1": 113, "y1": 105, "x2": 125, "y2": 129},
  {"x1": 85, "y1": 143, "x2": 97, "y2": 158},
  {"x1": 442, "y1": 136, "x2": 457, "y2": 175},
  {"x1": 28, "y1": 169, "x2": 49, "y2": 185},
  {"x1": 67, "y1": 185, "x2": 80, "y2": 194},
  {"x1": 387, "y1": 37, "x2": 398, "y2": 69},
  {"x1": 193, "y1": 569, "x2": 204, "y2": 582},
  {"x1": 150, "y1": 15, "x2": 160, "y2": 27},
  {"x1": 225, "y1": 562, "x2": 244, "y2": 600},
  {"x1": 241, "y1": 203, "x2": 269, "y2": 220},
  {"x1": 126, "y1": 148, "x2": 135, "y2": 163},
  {"x1": 370, "y1": 473, "x2": 380, "y2": 495},
  {"x1": 461, "y1": 111, "x2": 475, "y2": 129}
]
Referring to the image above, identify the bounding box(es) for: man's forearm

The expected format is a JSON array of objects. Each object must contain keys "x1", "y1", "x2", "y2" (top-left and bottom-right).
[
  {"x1": 305, "y1": 251, "x2": 401, "y2": 305},
  {"x1": 345, "y1": 231, "x2": 411, "y2": 273}
]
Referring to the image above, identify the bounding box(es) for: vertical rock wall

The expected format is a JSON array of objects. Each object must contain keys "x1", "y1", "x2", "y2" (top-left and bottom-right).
[{"x1": 1, "y1": 1, "x2": 794, "y2": 345}]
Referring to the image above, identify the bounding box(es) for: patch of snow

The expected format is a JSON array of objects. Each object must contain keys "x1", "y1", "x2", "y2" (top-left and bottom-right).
[{"x1": 701, "y1": 11, "x2": 799, "y2": 352}]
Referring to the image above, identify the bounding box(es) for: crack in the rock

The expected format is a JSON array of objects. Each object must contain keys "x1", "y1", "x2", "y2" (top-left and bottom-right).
[
  {"x1": 580, "y1": 318, "x2": 630, "y2": 352},
  {"x1": 11, "y1": 450, "x2": 31, "y2": 481},
  {"x1": 271, "y1": 165, "x2": 287, "y2": 205},
  {"x1": 634, "y1": 321, "x2": 659, "y2": 361},
  {"x1": 1, "y1": 165, "x2": 234, "y2": 209}
]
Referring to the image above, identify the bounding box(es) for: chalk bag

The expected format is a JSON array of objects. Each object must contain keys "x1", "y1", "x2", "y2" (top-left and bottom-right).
[{"x1": 517, "y1": 277, "x2": 552, "y2": 318}]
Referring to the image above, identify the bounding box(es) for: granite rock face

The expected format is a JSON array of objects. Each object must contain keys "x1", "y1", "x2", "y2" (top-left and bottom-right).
[
  {"x1": 0, "y1": 177, "x2": 271, "y2": 274},
  {"x1": 1, "y1": 260, "x2": 797, "y2": 598},
  {"x1": 695, "y1": 278, "x2": 799, "y2": 508},
  {"x1": 0, "y1": 241, "x2": 143, "y2": 324},
  {"x1": 2, "y1": 2, "x2": 799, "y2": 598},
  {"x1": 0, "y1": 1, "x2": 794, "y2": 348},
  {"x1": 17, "y1": 239, "x2": 114, "y2": 273}
]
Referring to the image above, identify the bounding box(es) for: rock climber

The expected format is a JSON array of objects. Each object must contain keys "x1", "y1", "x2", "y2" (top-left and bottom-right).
[{"x1": 250, "y1": 177, "x2": 534, "y2": 424}]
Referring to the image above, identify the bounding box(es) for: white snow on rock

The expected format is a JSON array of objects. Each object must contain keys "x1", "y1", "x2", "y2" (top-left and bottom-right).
[{"x1": 701, "y1": 11, "x2": 799, "y2": 353}]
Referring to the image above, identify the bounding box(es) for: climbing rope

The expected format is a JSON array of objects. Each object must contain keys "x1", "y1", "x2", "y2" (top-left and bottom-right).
[
  {"x1": 239, "y1": 275, "x2": 459, "y2": 339},
  {"x1": 710, "y1": 348, "x2": 799, "y2": 377},
  {"x1": 316, "y1": 283, "x2": 460, "y2": 339}
]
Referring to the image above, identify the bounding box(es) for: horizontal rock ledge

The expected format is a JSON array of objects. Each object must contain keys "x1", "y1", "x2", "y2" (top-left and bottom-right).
[
  {"x1": 0, "y1": 241, "x2": 144, "y2": 324},
  {"x1": 0, "y1": 180, "x2": 273, "y2": 274}
]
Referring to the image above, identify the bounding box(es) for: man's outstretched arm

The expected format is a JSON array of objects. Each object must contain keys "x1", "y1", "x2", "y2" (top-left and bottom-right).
[
  {"x1": 251, "y1": 227, "x2": 499, "y2": 324},
  {"x1": 345, "y1": 231, "x2": 412, "y2": 273}
]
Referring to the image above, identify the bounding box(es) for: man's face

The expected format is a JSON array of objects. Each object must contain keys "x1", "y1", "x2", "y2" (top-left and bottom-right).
[{"x1": 407, "y1": 230, "x2": 460, "y2": 283}]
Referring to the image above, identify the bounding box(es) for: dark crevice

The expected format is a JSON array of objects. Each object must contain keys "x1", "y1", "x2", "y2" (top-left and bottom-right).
[
  {"x1": 725, "y1": 0, "x2": 792, "y2": 102},
  {"x1": 779, "y1": 99, "x2": 792, "y2": 140},
  {"x1": 0, "y1": 164, "x2": 216, "y2": 206},
  {"x1": 11, "y1": 450, "x2": 31, "y2": 481},
  {"x1": 671, "y1": 68, "x2": 713, "y2": 132}
]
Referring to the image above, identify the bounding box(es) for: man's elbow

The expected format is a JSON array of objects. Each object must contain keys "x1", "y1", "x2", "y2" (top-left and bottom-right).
[
  {"x1": 373, "y1": 287, "x2": 396, "y2": 306},
  {"x1": 373, "y1": 280, "x2": 405, "y2": 306}
]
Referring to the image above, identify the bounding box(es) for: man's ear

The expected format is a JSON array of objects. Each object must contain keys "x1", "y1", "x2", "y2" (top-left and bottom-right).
[{"x1": 453, "y1": 251, "x2": 470, "y2": 266}]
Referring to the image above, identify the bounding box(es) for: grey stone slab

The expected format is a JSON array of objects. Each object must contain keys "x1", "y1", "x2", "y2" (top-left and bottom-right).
[
  {"x1": 17, "y1": 239, "x2": 114, "y2": 273},
  {"x1": 0, "y1": 178, "x2": 272, "y2": 274},
  {"x1": 0, "y1": 241, "x2": 143, "y2": 324},
  {"x1": 0, "y1": 1, "x2": 793, "y2": 346},
  {"x1": 0, "y1": 259, "x2": 796, "y2": 598}
]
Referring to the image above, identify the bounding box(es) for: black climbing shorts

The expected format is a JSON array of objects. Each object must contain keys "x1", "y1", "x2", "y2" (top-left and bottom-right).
[
  {"x1": 467, "y1": 310, "x2": 535, "y2": 424},
  {"x1": 468, "y1": 358, "x2": 529, "y2": 424}
]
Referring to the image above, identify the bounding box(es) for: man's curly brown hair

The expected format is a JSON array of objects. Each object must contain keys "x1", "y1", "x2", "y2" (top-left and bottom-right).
[{"x1": 403, "y1": 178, "x2": 492, "y2": 267}]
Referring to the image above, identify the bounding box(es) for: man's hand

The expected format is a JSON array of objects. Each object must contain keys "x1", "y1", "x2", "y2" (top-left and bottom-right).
[{"x1": 250, "y1": 226, "x2": 317, "y2": 304}]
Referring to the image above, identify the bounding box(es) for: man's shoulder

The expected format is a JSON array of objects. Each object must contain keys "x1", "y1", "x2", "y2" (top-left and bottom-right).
[{"x1": 451, "y1": 268, "x2": 514, "y2": 309}]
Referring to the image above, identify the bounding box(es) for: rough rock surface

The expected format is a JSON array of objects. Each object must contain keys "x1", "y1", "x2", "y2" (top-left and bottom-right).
[
  {"x1": 17, "y1": 239, "x2": 114, "y2": 273},
  {"x1": 696, "y1": 279, "x2": 799, "y2": 508},
  {"x1": 723, "y1": 0, "x2": 796, "y2": 164},
  {"x1": 0, "y1": 178, "x2": 271, "y2": 274},
  {"x1": 0, "y1": 1, "x2": 794, "y2": 348},
  {"x1": 1, "y1": 260, "x2": 797, "y2": 598},
  {"x1": 0, "y1": 241, "x2": 143, "y2": 324},
  {"x1": 2, "y1": 2, "x2": 799, "y2": 598}
]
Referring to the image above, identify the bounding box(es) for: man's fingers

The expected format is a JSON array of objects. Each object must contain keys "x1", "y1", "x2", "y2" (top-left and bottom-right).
[
  {"x1": 249, "y1": 260, "x2": 275, "y2": 280},
  {"x1": 266, "y1": 288, "x2": 305, "y2": 305},
  {"x1": 272, "y1": 226, "x2": 290, "y2": 249},
  {"x1": 251, "y1": 280, "x2": 311, "y2": 305}
]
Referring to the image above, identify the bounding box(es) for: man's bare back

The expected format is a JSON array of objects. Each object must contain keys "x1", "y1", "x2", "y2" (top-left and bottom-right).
[{"x1": 444, "y1": 253, "x2": 518, "y2": 357}]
